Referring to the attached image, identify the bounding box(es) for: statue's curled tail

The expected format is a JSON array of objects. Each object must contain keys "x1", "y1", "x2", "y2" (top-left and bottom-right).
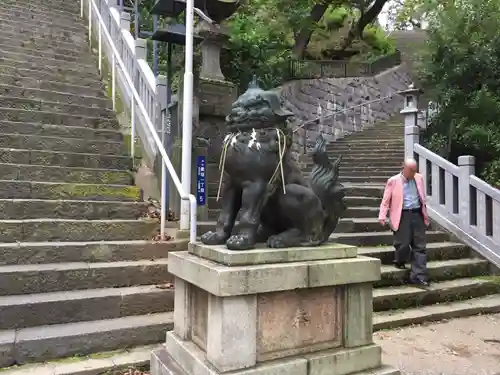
[{"x1": 309, "y1": 135, "x2": 347, "y2": 242}]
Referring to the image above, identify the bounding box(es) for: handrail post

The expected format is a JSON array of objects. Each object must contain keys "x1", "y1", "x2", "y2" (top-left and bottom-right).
[
  {"x1": 180, "y1": 0, "x2": 196, "y2": 231},
  {"x1": 401, "y1": 86, "x2": 421, "y2": 159},
  {"x1": 120, "y1": 11, "x2": 130, "y2": 31},
  {"x1": 157, "y1": 75, "x2": 169, "y2": 240},
  {"x1": 458, "y1": 156, "x2": 475, "y2": 228}
]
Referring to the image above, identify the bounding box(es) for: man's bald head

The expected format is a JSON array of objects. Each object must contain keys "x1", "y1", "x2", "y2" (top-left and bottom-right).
[{"x1": 402, "y1": 158, "x2": 418, "y2": 179}]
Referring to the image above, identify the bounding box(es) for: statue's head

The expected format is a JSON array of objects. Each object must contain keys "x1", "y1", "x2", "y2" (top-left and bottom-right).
[{"x1": 225, "y1": 76, "x2": 295, "y2": 129}]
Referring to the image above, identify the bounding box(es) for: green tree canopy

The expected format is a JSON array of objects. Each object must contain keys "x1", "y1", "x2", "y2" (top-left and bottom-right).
[{"x1": 420, "y1": 0, "x2": 500, "y2": 185}]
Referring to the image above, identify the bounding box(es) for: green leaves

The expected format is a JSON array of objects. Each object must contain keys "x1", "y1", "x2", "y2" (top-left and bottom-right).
[{"x1": 421, "y1": 0, "x2": 500, "y2": 184}]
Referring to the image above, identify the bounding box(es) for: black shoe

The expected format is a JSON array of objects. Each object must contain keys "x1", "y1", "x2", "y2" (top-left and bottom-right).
[
  {"x1": 409, "y1": 278, "x2": 430, "y2": 289},
  {"x1": 393, "y1": 261, "x2": 407, "y2": 270}
]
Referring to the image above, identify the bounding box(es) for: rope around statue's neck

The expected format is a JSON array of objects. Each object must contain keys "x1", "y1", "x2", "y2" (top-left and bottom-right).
[{"x1": 216, "y1": 128, "x2": 288, "y2": 201}]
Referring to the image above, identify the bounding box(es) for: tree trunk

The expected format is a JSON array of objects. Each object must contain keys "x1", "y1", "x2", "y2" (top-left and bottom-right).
[
  {"x1": 340, "y1": 0, "x2": 389, "y2": 50},
  {"x1": 292, "y1": 1, "x2": 332, "y2": 59}
]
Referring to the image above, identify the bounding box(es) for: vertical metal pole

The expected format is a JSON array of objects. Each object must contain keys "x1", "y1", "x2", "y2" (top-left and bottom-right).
[
  {"x1": 134, "y1": 0, "x2": 139, "y2": 39},
  {"x1": 180, "y1": 0, "x2": 195, "y2": 231},
  {"x1": 153, "y1": 14, "x2": 159, "y2": 76},
  {"x1": 112, "y1": 54, "x2": 116, "y2": 111},
  {"x1": 131, "y1": 98, "x2": 135, "y2": 161},
  {"x1": 88, "y1": 0, "x2": 92, "y2": 47},
  {"x1": 165, "y1": 43, "x2": 173, "y2": 211},
  {"x1": 161, "y1": 109, "x2": 167, "y2": 240},
  {"x1": 98, "y1": 23, "x2": 102, "y2": 74}
]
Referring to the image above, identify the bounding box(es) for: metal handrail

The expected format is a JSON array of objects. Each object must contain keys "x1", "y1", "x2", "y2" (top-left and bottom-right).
[
  {"x1": 292, "y1": 90, "x2": 406, "y2": 133},
  {"x1": 81, "y1": 0, "x2": 197, "y2": 243}
]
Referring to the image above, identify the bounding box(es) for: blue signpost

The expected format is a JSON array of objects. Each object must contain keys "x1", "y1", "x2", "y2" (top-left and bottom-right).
[{"x1": 196, "y1": 156, "x2": 206, "y2": 206}]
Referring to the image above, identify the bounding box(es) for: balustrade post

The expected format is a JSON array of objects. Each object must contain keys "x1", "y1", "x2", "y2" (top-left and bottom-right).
[
  {"x1": 120, "y1": 11, "x2": 130, "y2": 31},
  {"x1": 400, "y1": 86, "x2": 421, "y2": 159},
  {"x1": 458, "y1": 155, "x2": 475, "y2": 228},
  {"x1": 135, "y1": 38, "x2": 147, "y2": 60}
]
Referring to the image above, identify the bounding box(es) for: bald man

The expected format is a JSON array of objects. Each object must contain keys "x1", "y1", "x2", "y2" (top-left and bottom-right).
[{"x1": 378, "y1": 158, "x2": 430, "y2": 287}]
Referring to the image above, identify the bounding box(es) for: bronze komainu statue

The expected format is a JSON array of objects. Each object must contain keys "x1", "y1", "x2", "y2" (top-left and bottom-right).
[{"x1": 201, "y1": 78, "x2": 346, "y2": 250}]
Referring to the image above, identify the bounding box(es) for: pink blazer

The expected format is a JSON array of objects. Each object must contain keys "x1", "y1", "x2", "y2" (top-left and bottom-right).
[{"x1": 378, "y1": 173, "x2": 430, "y2": 231}]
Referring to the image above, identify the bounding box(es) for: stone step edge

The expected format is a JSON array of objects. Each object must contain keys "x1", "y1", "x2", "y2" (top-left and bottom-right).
[
  {"x1": 0, "y1": 312, "x2": 173, "y2": 367},
  {"x1": 0, "y1": 14, "x2": 86, "y2": 34},
  {"x1": 0, "y1": 1, "x2": 82, "y2": 19},
  {"x1": 0, "y1": 29, "x2": 85, "y2": 51},
  {"x1": 0, "y1": 83, "x2": 110, "y2": 103},
  {"x1": 0, "y1": 53, "x2": 96, "y2": 73},
  {"x1": 0, "y1": 132, "x2": 123, "y2": 149},
  {"x1": 373, "y1": 294, "x2": 500, "y2": 330},
  {"x1": 0, "y1": 120, "x2": 123, "y2": 138},
  {"x1": 0, "y1": 344, "x2": 155, "y2": 375},
  {"x1": 0, "y1": 68, "x2": 101, "y2": 88},
  {"x1": 0, "y1": 107, "x2": 117, "y2": 125},
  {"x1": 0, "y1": 284, "x2": 172, "y2": 309},
  {"x1": 0, "y1": 162, "x2": 130, "y2": 175},
  {"x1": 0, "y1": 148, "x2": 133, "y2": 163},
  {"x1": 0, "y1": 96, "x2": 115, "y2": 116},
  {"x1": 0, "y1": 218, "x2": 157, "y2": 225},
  {"x1": 0, "y1": 40, "x2": 85, "y2": 59}
]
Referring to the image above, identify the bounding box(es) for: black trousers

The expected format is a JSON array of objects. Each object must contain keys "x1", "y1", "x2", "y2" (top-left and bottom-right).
[{"x1": 393, "y1": 209, "x2": 428, "y2": 282}]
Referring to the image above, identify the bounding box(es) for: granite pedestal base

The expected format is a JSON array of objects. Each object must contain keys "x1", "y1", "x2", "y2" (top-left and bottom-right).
[{"x1": 150, "y1": 242, "x2": 399, "y2": 375}]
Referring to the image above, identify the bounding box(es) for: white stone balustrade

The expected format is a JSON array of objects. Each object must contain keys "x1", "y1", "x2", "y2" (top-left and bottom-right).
[{"x1": 402, "y1": 87, "x2": 500, "y2": 266}]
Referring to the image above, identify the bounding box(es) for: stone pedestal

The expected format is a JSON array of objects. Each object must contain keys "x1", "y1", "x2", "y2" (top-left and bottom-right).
[{"x1": 151, "y1": 242, "x2": 399, "y2": 375}]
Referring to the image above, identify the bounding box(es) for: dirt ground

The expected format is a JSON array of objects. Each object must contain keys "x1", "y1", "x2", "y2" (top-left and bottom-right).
[{"x1": 374, "y1": 313, "x2": 500, "y2": 375}]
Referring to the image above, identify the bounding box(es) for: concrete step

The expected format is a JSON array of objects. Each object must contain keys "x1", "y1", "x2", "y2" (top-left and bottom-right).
[
  {"x1": 0, "y1": 96, "x2": 115, "y2": 119},
  {"x1": 0, "y1": 285, "x2": 174, "y2": 330},
  {"x1": 0, "y1": 10, "x2": 86, "y2": 32},
  {"x1": 0, "y1": 40, "x2": 90, "y2": 61},
  {"x1": 337, "y1": 175, "x2": 391, "y2": 183},
  {"x1": 0, "y1": 180, "x2": 141, "y2": 201},
  {"x1": 303, "y1": 159, "x2": 401, "y2": 168},
  {"x1": 377, "y1": 258, "x2": 490, "y2": 288},
  {"x1": 358, "y1": 242, "x2": 471, "y2": 264},
  {"x1": 373, "y1": 294, "x2": 500, "y2": 331},
  {"x1": 0, "y1": 107, "x2": 119, "y2": 129},
  {"x1": 0, "y1": 312, "x2": 173, "y2": 367},
  {"x1": 0, "y1": 53, "x2": 97, "y2": 78},
  {"x1": 0, "y1": 121, "x2": 122, "y2": 142},
  {"x1": 0, "y1": 70, "x2": 106, "y2": 93},
  {"x1": 0, "y1": 344, "x2": 154, "y2": 375},
  {"x1": 0, "y1": 258, "x2": 171, "y2": 296},
  {"x1": 0, "y1": 239, "x2": 187, "y2": 265},
  {"x1": 0, "y1": 218, "x2": 158, "y2": 242},
  {"x1": 206, "y1": 183, "x2": 384, "y2": 199},
  {"x1": 0, "y1": 133, "x2": 125, "y2": 155},
  {"x1": 208, "y1": 206, "x2": 380, "y2": 220},
  {"x1": 329, "y1": 139, "x2": 403, "y2": 146},
  {"x1": 327, "y1": 145, "x2": 403, "y2": 152},
  {"x1": 2, "y1": 0, "x2": 81, "y2": 15},
  {"x1": 0, "y1": 148, "x2": 133, "y2": 170},
  {"x1": 0, "y1": 199, "x2": 146, "y2": 220},
  {"x1": 326, "y1": 150, "x2": 405, "y2": 158},
  {"x1": 330, "y1": 230, "x2": 449, "y2": 247},
  {"x1": 304, "y1": 172, "x2": 396, "y2": 181},
  {"x1": 0, "y1": 84, "x2": 111, "y2": 109},
  {"x1": 0, "y1": 33, "x2": 90, "y2": 65},
  {"x1": 196, "y1": 217, "x2": 380, "y2": 236},
  {"x1": 0, "y1": 29, "x2": 86, "y2": 52},
  {"x1": 373, "y1": 278, "x2": 500, "y2": 312},
  {"x1": 0, "y1": 163, "x2": 133, "y2": 184},
  {"x1": 0, "y1": 24, "x2": 88, "y2": 45}
]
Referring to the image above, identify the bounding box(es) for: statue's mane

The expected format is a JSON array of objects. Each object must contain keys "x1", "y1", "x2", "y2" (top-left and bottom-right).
[{"x1": 226, "y1": 77, "x2": 294, "y2": 132}]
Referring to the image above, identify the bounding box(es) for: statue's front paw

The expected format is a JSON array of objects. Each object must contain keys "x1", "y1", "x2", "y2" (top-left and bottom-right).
[
  {"x1": 266, "y1": 234, "x2": 287, "y2": 248},
  {"x1": 226, "y1": 234, "x2": 255, "y2": 251},
  {"x1": 201, "y1": 231, "x2": 228, "y2": 245}
]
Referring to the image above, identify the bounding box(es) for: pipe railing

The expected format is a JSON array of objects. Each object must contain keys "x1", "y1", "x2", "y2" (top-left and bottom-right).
[
  {"x1": 292, "y1": 90, "x2": 405, "y2": 153},
  {"x1": 81, "y1": 0, "x2": 197, "y2": 243}
]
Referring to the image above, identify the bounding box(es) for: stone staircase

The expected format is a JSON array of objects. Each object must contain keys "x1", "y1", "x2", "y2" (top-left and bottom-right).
[
  {"x1": 0, "y1": 0, "x2": 181, "y2": 368},
  {"x1": 205, "y1": 120, "x2": 500, "y2": 329}
]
